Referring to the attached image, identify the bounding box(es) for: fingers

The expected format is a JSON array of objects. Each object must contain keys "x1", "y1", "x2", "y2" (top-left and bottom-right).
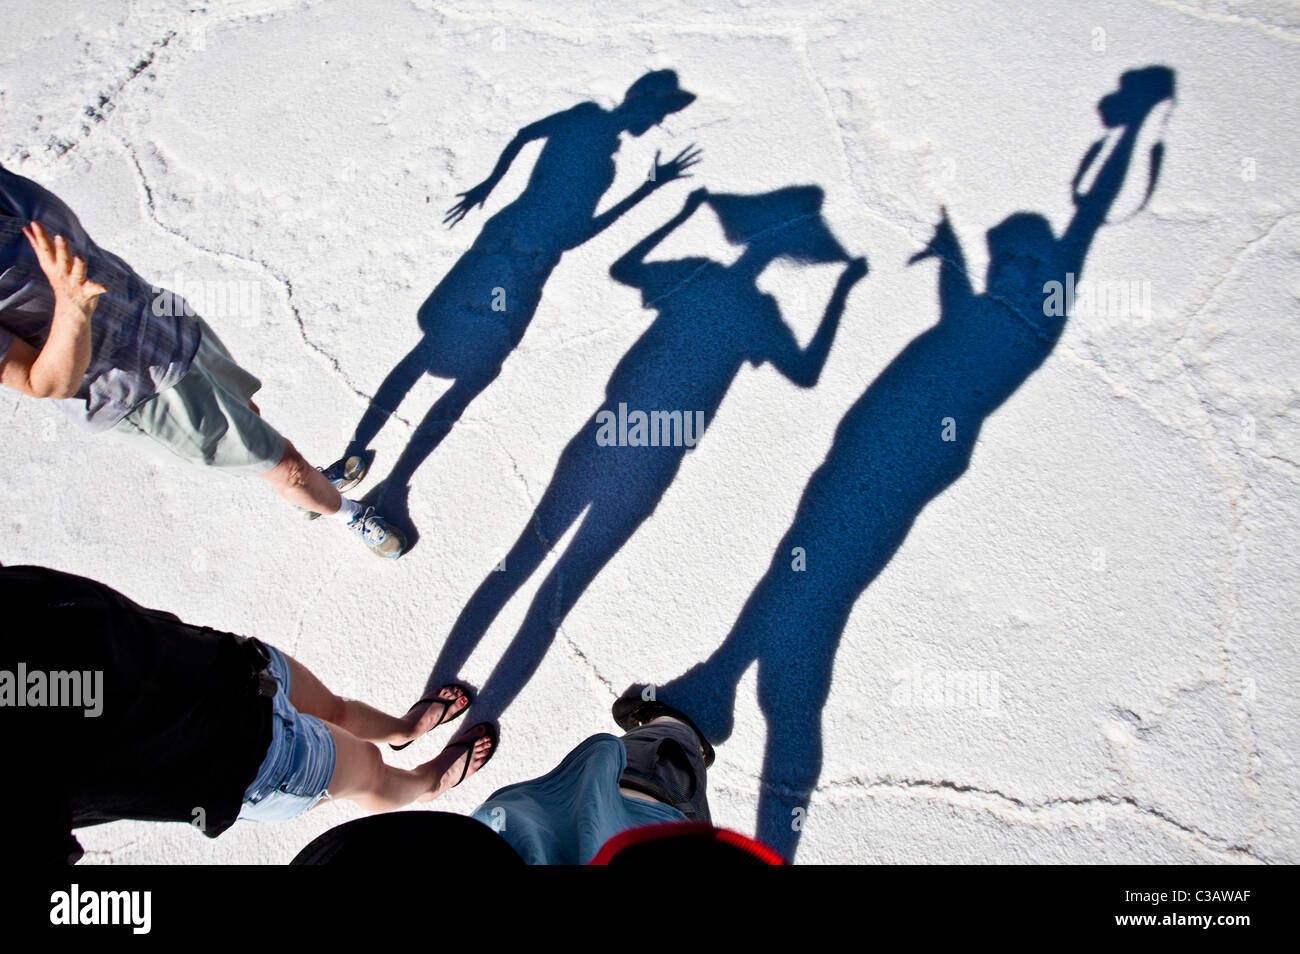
[
  {"x1": 29, "y1": 220, "x2": 51, "y2": 249},
  {"x1": 22, "y1": 221, "x2": 54, "y2": 266},
  {"x1": 23, "y1": 222, "x2": 107, "y2": 301},
  {"x1": 673, "y1": 144, "x2": 702, "y2": 164},
  {"x1": 444, "y1": 191, "x2": 482, "y2": 226},
  {"x1": 24, "y1": 222, "x2": 73, "y2": 275},
  {"x1": 658, "y1": 144, "x2": 702, "y2": 179},
  {"x1": 672, "y1": 144, "x2": 703, "y2": 173}
]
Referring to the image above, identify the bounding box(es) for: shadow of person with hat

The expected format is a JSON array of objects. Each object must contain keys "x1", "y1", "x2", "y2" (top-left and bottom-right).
[{"x1": 346, "y1": 71, "x2": 701, "y2": 544}]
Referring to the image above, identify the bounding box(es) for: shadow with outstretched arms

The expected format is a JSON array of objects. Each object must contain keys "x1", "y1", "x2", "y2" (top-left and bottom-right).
[
  {"x1": 346, "y1": 71, "x2": 700, "y2": 544},
  {"x1": 428, "y1": 185, "x2": 868, "y2": 719},
  {"x1": 647, "y1": 66, "x2": 1175, "y2": 859}
]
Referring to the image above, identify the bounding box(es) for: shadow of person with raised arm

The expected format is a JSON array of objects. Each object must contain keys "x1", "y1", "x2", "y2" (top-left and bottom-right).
[
  {"x1": 648, "y1": 66, "x2": 1175, "y2": 859},
  {"x1": 346, "y1": 71, "x2": 701, "y2": 543},
  {"x1": 428, "y1": 185, "x2": 868, "y2": 715}
]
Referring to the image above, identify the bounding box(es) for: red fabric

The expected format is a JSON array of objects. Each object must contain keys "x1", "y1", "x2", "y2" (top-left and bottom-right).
[{"x1": 588, "y1": 822, "x2": 785, "y2": 865}]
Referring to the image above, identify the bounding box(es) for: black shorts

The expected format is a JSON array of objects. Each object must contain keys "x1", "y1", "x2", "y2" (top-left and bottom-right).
[{"x1": 619, "y1": 721, "x2": 711, "y2": 823}]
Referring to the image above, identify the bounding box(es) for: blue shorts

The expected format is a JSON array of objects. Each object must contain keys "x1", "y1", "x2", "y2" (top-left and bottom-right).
[{"x1": 239, "y1": 644, "x2": 338, "y2": 823}]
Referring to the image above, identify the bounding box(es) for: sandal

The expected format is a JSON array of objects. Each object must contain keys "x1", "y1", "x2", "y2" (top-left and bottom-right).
[
  {"x1": 441, "y1": 722, "x2": 499, "y2": 790},
  {"x1": 389, "y1": 683, "x2": 474, "y2": 751}
]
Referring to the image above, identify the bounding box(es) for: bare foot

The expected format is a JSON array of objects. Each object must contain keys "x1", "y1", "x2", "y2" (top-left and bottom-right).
[{"x1": 418, "y1": 723, "x2": 494, "y2": 801}]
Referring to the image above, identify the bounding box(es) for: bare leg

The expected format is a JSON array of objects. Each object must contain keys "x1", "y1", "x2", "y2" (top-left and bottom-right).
[
  {"x1": 285, "y1": 654, "x2": 466, "y2": 747},
  {"x1": 323, "y1": 722, "x2": 494, "y2": 812},
  {"x1": 258, "y1": 440, "x2": 343, "y2": 514}
]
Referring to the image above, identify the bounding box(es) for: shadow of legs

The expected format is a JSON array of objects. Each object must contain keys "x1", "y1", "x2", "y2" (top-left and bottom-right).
[
  {"x1": 347, "y1": 346, "x2": 430, "y2": 461},
  {"x1": 361, "y1": 368, "x2": 502, "y2": 547},
  {"x1": 752, "y1": 651, "x2": 832, "y2": 859},
  {"x1": 460, "y1": 501, "x2": 656, "y2": 718},
  {"x1": 427, "y1": 473, "x2": 591, "y2": 691}
]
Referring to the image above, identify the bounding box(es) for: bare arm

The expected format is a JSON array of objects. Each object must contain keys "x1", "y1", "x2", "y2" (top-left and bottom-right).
[
  {"x1": 0, "y1": 222, "x2": 106, "y2": 400},
  {"x1": 767, "y1": 256, "x2": 867, "y2": 387}
]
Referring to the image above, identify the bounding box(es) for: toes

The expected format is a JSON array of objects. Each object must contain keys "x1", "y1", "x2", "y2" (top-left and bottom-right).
[
  {"x1": 409, "y1": 687, "x2": 468, "y2": 733},
  {"x1": 435, "y1": 686, "x2": 469, "y2": 720},
  {"x1": 462, "y1": 726, "x2": 491, "y2": 759}
]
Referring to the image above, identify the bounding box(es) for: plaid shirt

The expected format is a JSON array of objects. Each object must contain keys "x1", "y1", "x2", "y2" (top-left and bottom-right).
[{"x1": 0, "y1": 165, "x2": 200, "y2": 431}]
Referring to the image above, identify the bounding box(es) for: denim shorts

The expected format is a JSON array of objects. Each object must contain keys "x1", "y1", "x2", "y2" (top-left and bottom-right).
[{"x1": 239, "y1": 644, "x2": 337, "y2": 823}]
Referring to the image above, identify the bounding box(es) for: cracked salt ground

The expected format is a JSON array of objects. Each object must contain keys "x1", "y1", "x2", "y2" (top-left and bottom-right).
[{"x1": 2, "y1": 0, "x2": 1297, "y2": 863}]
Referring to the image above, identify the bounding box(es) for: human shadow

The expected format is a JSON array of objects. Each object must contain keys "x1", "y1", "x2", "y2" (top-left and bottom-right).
[
  {"x1": 428, "y1": 185, "x2": 868, "y2": 714},
  {"x1": 649, "y1": 66, "x2": 1176, "y2": 858},
  {"x1": 346, "y1": 71, "x2": 701, "y2": 542}
]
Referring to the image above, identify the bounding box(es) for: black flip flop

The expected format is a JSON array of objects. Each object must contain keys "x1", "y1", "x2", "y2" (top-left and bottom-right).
[
  {"x1": 443, "y1": 722, "x2": 499, "y2": 790},
  {"x1": 389, "y1": 683, "x2": 474, "y2": 751},
  {"x1": 612, "y1": 685, "x2": 716, "y2": 768}
]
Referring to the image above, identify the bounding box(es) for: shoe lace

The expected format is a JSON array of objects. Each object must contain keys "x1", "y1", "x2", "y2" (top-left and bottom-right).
[{"x1": 351, "y1": 506, "x2": 386, "y2": 544}]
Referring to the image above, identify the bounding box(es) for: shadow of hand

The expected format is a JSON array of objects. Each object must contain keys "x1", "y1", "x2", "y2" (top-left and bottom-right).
[
  {"x1": 650, "y1": 144, "x2": 703, "y2": 187},
  {"x1": 445, "y1": 182, "x2": 492, "y2": 228}
]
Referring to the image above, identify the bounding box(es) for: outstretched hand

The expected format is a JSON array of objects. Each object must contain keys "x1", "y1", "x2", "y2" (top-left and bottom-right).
[
  {"x1": 444, "y1": 182, "x2": 493, "y2": 228},
  {"x1": 650, "y1": 144, "x2": 702, "y2": 187},
  {"x1": 23, "y1": 221, "x2": 107, "y2": 317}
]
